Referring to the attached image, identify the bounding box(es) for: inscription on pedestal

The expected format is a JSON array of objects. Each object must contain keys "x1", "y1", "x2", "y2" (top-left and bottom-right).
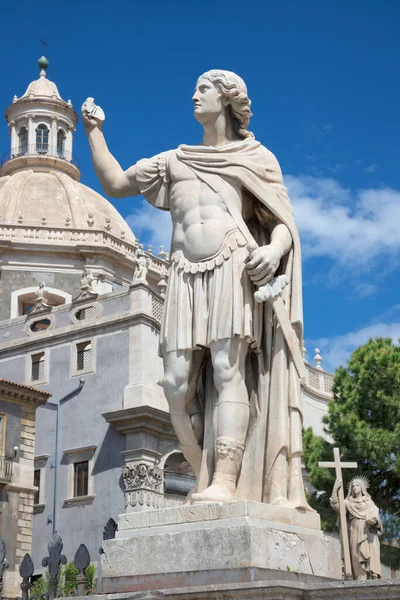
[{"x1": 118, "y1": 500, "x2": 320, "y2": 531}]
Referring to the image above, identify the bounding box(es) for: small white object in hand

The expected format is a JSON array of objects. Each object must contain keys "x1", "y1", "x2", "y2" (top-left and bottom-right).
[
  {"x1": 254, "y1": 274, "x2": 289, "y2": 303},
  {"x1": 82, "y1": 97, "x2": 105, "y2": 122}
]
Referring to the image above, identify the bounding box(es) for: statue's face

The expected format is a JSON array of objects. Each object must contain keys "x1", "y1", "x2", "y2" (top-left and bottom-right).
[
  {"x1": 352, "y1": 482, "x2": 362, "y2": 495},
  {"x1": 192, "y1": 77, "x2": 224, "y2": 124}
]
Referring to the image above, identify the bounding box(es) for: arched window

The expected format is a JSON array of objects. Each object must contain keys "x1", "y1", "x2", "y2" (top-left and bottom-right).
[
  {"x1": 57, "y1": 129, "x2": 66, "y2": 158},
  {"x1": 36, "y1": 124, "x2": 49, "y2": 154},
  {"x1": 10, "y1": 287, "x2": 72, "y2": 318},
  {"x1": 19, "y1": 127, "x2": 28, "y2": 155}
]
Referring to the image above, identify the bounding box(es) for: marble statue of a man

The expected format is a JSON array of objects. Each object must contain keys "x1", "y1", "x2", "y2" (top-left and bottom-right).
[{"x1": 82, "y1": 70, "x2": 310, "y2": 509}]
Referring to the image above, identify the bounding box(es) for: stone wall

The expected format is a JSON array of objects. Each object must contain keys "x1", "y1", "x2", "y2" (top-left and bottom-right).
[{"x1": 0, "y1": 397, "x2": 40, "y2": 599}]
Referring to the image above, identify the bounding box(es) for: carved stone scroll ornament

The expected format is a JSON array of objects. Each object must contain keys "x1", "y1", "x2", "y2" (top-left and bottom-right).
[{"x1": 122, "y1": 463, "x2": 163, "y2": 510}]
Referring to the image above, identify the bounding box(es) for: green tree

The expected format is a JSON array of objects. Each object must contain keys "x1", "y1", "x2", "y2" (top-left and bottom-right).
[{"x1": 302, "y1": 338, "x2": 400, "y2": 565}]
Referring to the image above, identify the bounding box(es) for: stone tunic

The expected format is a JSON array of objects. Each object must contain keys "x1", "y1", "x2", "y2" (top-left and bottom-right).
[{"x1": 136, "y1": 151, "x2": 262, "y2": 353}]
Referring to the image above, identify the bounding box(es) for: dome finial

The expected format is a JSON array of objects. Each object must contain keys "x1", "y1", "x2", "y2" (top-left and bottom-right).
[{"x1": 38, "y1": 55, "x2": 49, "y2": 78}]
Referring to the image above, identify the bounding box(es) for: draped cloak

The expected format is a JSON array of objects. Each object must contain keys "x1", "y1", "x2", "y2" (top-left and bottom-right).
[
  {"x1": 332, "y1": 493, "x2": 382, "y2": 579},
  {"x1": 136, "y1": 139, "x2": 307, "y2": 506}
]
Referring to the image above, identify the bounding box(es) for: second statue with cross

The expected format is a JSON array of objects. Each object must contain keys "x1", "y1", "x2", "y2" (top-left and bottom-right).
[{"x1": 319, "y1": 447, "x2": 382, "y2": 580}]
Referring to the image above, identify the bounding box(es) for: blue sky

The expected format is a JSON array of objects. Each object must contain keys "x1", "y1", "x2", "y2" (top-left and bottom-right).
[{"x1": 1, "y1": 0, "x2": 399, "y2": 371}]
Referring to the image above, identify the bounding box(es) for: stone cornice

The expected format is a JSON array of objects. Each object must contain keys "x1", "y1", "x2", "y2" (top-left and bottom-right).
[
  {"x1": 0, "y1": 378, "x2": 50, "y2": 404},
  {"x1": 62, "y1": 444, "x2": 97, "y2": 457},
  {"x1": 5, "y1": 97, "x2": 78, "y2": 125},
  {"x1": 102, "y1": 406, "x2": 175, "y2": 439},
  {"x1": 0, "y1": 309, "x2": 161, "y2": 358},
  {"x1": 0, "y1": 223, "x2": 137, "y2": 262}
]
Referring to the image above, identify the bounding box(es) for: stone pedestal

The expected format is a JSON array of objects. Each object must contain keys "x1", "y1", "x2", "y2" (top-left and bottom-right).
[
  {"x1": 94, "y1": 578, "x2": 400, "y2": 600},
  {"x1": 101, "y1": 501, "x2": 342, "y2": 594}
]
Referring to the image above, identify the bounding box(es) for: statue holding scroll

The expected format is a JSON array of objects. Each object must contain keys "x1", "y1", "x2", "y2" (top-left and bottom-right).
[{"x1": 82, "y1": 70, "x2": 311, "y2": 509}]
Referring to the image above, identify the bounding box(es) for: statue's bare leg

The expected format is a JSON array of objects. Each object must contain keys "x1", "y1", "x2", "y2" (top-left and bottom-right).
[
  {"x1": 163, "y1": 349, "x2": 205, "y2": 480},
  {"x1": 192, "y1": 337, "x2": 249, "y2": 504},
  {"x1": 184, "y1": 348, "x2": 206, "y2": 444}
]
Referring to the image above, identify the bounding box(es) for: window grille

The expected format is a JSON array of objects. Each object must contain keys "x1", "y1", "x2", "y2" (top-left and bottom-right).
[
  {"x1": 74, "y1": 460, "x2": 88, "y2": 497},
  {"x1": 36, "y1": 125, "x2": 49, "y2": 153},
  {"x1": 30, "y1": 319, "x2": 51, "y2": 332},
  {"x1": 75, "y1": 306, "x2": 98, "y2": 321},
  {"x1": 34, "y1": 469, "x2": 40, "y2": 504},
  {"x1": 19, "y1": 127, "x2": 28, "y2": 155},
  {"x1": 77, "y1": 342, "x2": 91, "y2": 371},
  {"x1": 31, "y1": 352, "x2": 45, "y2": 381}
]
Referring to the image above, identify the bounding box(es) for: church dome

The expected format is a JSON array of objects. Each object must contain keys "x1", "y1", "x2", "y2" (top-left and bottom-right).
[
  {"x1": 0, "y1": 168, "x2": 136, "y2": 245},
  {"x1": 20, "y1": 72, "x2": 62, "y2": 101}
]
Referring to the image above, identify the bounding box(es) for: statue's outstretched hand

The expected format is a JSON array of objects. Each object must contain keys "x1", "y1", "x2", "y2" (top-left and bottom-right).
[{"x1": 81, "y1": 97, "x2": 105, "y2": 131}]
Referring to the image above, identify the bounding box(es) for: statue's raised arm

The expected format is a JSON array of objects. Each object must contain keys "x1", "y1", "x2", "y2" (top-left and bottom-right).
[{"x1": 81, "y1": 97, "x2": 140, "y2": 198}]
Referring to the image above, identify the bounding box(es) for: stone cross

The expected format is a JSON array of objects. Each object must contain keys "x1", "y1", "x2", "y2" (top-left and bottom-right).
[{"x1": 318, "y1": 447, "x2": 357, "y2": 579}]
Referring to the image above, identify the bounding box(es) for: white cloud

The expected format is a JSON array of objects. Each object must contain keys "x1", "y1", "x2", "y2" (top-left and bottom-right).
[
  {"x1": 353, "y1": 283, "x2": 377, "y2": 298},
  {"x1": 286, "y1": 175, "x2": 400, "y2": 268},
  {"x1": 125, "y1": 199, "x2": 172, "y2": 252},
  {"x1": 307, "y1": 319, "x2": 400, "y2": 373}
]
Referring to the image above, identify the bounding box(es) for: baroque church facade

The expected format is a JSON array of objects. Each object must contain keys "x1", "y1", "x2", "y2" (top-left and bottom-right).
[{"x1": 0, "y1": 60, "x2": 334, "y2": 581}]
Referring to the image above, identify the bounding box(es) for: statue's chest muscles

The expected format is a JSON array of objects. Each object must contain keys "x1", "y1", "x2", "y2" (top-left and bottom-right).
[
  {"x1": 168, "y1": 154, "x2": 241, "y2": 221},
  {"x1": 167, "y1": 154, "x2": 243, "y2": 261}
]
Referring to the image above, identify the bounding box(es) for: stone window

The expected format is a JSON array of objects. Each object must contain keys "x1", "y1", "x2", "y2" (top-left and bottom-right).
[
  {"x1": 31, "y1": 352, "x2": 45, "y2": 382},
  {"x1": 19, "y1": 127, "x2": 28, "y2": 155},
  {"x1": 13, "y1": 287, "x2": 70, "y2": 318},
  {"x1": 75, "y1": 306, "x2": 98, "y2": 321},
  {"x1": 33, "y1": 454, "x2": 49, "y2": 512},
  {"x1": 0, "y1": 414, "x2": 5, "y2": 455},
  {"x1": 30, "y1": 319, "x2": 51, "y2": 333},
  {"x1": 74, "y1": 461, "x2": 88, "y2": 497},
  {"x1": 71, "y1": 339, "x2": 95, "y2": 378},
  {"x1": 36, "y1": 124, "x2": 49, "y2": 153},
  {"x1": 77, "y1": 341, "x2": 91, "y2": 371},
  {"x1": 33, "y1": 469, "x2": 40, "y2": 505},
  {"x1": 57, "y1": 129, "x2": 66, "y2": 158},
  {"x1": 21, "y1": 302, "x2": 34, "y2": 315},
  {"x1": 63, "y1": 445, "x2": 96, "y2": 506}
]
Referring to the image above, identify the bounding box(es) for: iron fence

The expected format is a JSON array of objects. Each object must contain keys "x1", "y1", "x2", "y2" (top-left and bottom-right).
[
  {"x1": 0, "y1": 518, "x2": 117, "y2": 600},
  {"x1": 1, "y1": 147, "x2": 80, "y2": 169}
]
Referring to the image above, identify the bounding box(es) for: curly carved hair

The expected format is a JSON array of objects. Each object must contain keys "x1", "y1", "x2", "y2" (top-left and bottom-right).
[{"x1": 199, "y1": 70, "x2": 254, "y2": 140}]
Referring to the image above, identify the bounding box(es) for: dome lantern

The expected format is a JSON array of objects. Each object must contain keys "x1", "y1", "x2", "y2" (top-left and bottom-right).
[{"x1": 1, "y1": 57, "x2": 79, "y2": 180}]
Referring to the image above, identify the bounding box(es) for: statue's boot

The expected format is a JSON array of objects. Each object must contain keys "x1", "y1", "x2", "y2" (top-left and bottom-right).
[{"x1": 191, "y1": 436, "x2": 244, "y2": 504}]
